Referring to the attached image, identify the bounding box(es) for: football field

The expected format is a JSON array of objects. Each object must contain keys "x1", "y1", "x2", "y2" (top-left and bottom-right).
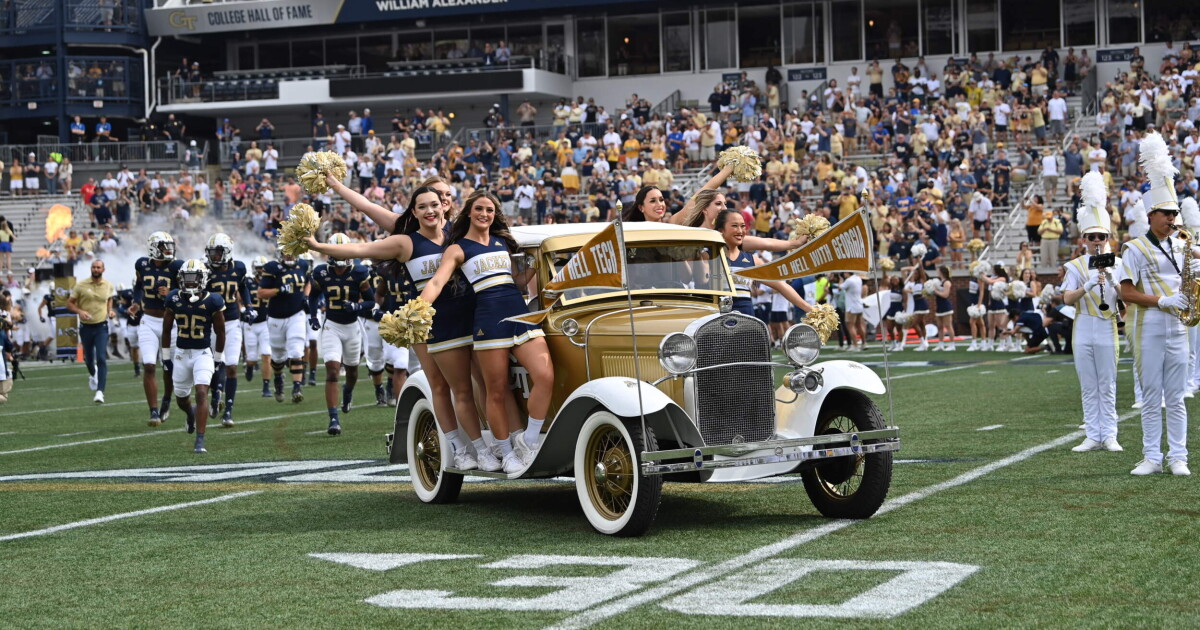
[{"x1": 2, "y1": 349, "x2": 1198, "y2": 629}]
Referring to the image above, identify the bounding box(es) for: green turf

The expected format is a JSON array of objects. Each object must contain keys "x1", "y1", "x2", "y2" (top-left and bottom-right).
[{"x1": 1, "y1": 349, "x2": 1198, "y2": 629}]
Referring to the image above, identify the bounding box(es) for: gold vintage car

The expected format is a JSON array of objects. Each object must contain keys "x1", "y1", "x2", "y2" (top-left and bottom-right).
[{"x1": 386, "y1": 222, "x2": 900, "y2": 536}]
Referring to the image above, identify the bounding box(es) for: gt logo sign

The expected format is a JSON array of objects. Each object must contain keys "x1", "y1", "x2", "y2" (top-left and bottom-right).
[{"x1": 310, "y1": 553, "x2": 978, "y2": 618}]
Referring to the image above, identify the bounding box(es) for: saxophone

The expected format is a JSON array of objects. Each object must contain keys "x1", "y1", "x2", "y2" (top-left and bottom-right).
[{"x1": 1176, "y1": 228, "x2": 1200, "y2": 326}]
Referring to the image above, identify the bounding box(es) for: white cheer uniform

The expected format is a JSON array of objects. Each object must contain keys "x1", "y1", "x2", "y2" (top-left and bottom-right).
[
  {"x1": 1121, "y1": 235, "x2": 1190, "y2": 465},
  {"x1": 1062, "y1": 255, "x2": 1121, "y2": 442}
]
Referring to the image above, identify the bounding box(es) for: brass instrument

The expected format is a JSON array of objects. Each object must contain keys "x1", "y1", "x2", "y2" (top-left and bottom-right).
[{"x1": 1176, "y1": 228, "x2": 1200, "y2": 326}]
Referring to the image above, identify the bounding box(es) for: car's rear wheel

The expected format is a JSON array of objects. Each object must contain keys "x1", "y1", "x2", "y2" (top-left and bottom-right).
[
  {"x1": 801, "y1": 391, "x2": 893, "y2": 519},
  {"x1": 574, "y1": 411, "x2": 662, "y2": 537},
  {"x1": 406, "y1": 398, "x2": 463, "y2": 504}
]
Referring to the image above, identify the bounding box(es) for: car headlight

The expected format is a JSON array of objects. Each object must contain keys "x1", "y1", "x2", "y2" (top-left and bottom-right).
[
  {"x1": 658, "y1": 332, "x2": 697, "y2": 375},
  {"x1": 783, "y1": 324, "x2": 821, "y2": 366}
]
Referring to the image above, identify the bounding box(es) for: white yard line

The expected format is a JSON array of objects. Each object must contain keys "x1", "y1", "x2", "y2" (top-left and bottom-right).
[
  {"x1": 545, "y1": 408, "x2": 1140, "y2": 630},
  {"x1": 0, "y1": 410, "x2": 328, "y2": 456},
  {"x1": 0, "y1": 491, "x2": 261, "y2": 542},
  {"x1": 16, "y1": 381, "x2": 142, "y2": 393},
  {"x1": 4, "y1": 400, "x2": 143, "y2": 416},
  {"x1": 888, "y1": 355, "x2": 1036, "y2": 381},
  {"x1": 54, "y1": 431, "x2": 99, "y2": 438},
  {"x1": 976, "y1": 425, "x2": 1004, "y2": 431}
]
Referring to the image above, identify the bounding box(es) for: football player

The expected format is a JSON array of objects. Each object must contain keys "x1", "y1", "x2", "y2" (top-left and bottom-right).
[
  {"x1": 358, "y1": 260, "x2": 390, "y2": 406},
  {"x1": 162, "y1": 260, "x2": 225, "y2": 454},
  {"x1": 299, "y1": 252, "x2": 319, "y2": 386},
  {"x1": 376, "y1": 272, "x2": 421, "y2": 404},
  {"x1": 308, "y1": 234, "x2": 372, "y2": 435},
  {"x1": 242, "y1": 256, "x2": 271, "y2": 396},
  {"x1": 204, "y1": 233, "x2": 249, "y2": 427},
  {"x1": 257, "y1": 245, "x2": 308, "y2": 403},
  {"x1": 115, "y1": 284, "x2": 141, "y2": 376},
  {"x1": 132, "y1": 231, "x2": 183, "y2": 427}
]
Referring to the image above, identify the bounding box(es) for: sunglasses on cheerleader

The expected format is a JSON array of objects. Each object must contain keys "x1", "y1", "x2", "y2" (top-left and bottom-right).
[{"x1": 1085, "y1": 233, "x2": 1109, "y2": 241}]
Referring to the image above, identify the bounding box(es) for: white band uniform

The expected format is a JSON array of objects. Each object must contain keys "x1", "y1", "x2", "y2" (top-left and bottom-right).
[{"x1": 1063, "y1": 255, "x2": 1122, "y2": 443}]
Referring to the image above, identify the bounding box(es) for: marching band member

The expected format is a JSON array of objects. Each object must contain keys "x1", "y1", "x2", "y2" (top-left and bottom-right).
[
  {"x1": 419, "y1": 191, "x2": 554, "y2": 474},
  {"x1": 258, "y1": 245, "x2": 309, "y2": 404},
  {"x1": 1061, "y1": 171, "x2": 1122, "y2": 452},
  {"x1": 133, "y1": 232, "x2": 183, "y2": 426},
  {"x1": 203, "y1": 233, "x2": 248, "y2": 428},
  {"x1": 306, "y1": 187, "x2": 499, "y2": 472},
  {"x1": 162, "y1": 260, "x2": 225, "y2": 454},
  {"x1": 307, "y1": 234, "x2": 371, "y2": 435},
  {"x1": 242, "y1": 256, "x2": 272, "y2": 397},
  {"x1": 1181, "y1": 197, "x2": 1200, "y2": 397},
  {"x1": 1119, "y1": 132, "x2": 1191, "y2": 476}
]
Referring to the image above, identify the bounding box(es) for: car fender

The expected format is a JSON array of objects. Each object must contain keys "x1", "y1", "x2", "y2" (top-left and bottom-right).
[
  {"x1": 534, "y1": 377, "x2": 704, "y2": 476},
  {"x1": 388, "y1": 372, "x2": 432, "y2": 464},
  {"x1": 776, "y1": 359, "x2": 886, "y2": 439}
]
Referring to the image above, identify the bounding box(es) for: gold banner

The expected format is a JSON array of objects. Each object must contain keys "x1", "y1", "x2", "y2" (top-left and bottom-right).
[
  {"x1": 543, "y1": 224, "x2": 623, "y2": 294},
  {"x1": 735, "y1": 210, "x2": 873, "y2": 281}
]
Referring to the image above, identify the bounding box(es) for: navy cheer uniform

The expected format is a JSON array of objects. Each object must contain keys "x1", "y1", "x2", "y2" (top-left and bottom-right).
[
  {"x1": 457, "y1": 236, "x2": 543, "y2": 350},
  {"x1": 935, "y1": 290, "x2": 954, "y2": 315},
  {"x1": 909, "y1": 282, "x2": 929, "y2": 314},
  {"x1": 1018, "y1": 295, "x2": 1035, "y2": 313},
  {"x1": 987, "y1": 280, "x2": 1008, "y2": 313},
  {"x1": 407, "y1": 230, "x2": 475, "y2": 352},
  {"x1": 967, "y1": 278, "x2": 980, "y2": 308},
  {"x1": 885, "y1": 290, "x2": 903, "y2": 320},
  {"x1": 727, "y1": 248, "x2": 756, "y2": 317}
]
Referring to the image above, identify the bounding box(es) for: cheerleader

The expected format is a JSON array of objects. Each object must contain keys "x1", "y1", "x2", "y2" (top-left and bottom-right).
[
  {"x1": 719, "y1": 210, "x2": 812, "y2": 318},
  {"x1": 981, "y1": 264, "x2": 1012, "y2": 351},
  {"x1": 966, "y1": 267, "x2": 986, "y2": 351},
  {"x1": 1010, "y1": 267, "x2": 1042, "y2": 349},
  {"x1": 882, "y1": 275, "x2": 905, "y2": 351},
  {"x1": 420, "y1": 191, "x2": 555, "y2": 475},
  {"x1": 304, "y1": 186, "x2": 500, "y2": 472},
  {"x1": 903, "y1": 266, "x2": 931, "y2": 351},
  {"x1": 931, "y1": 266, "x2": 956, "y2": 350},
  {"x1": 668, "y1": 162, "x2": 801, "y2": 252}
]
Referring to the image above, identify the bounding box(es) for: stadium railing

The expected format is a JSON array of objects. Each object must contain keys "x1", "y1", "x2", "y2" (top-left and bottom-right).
[
  {"x1": 0, "y1": 140, "x2": 209, "y2": 169},
  {"x1": 159, "y1": 65, "x2": 365, "y2": 105}
]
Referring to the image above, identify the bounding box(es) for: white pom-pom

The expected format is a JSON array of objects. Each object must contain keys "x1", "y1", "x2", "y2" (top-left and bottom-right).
[
  {"x1": 894, "y1": 312, "x2": 912, "y2": 326},
  {"x1": 1009, "y1": 280, "x2": 1028, "y2": 299},
  {"x1": 967, "y1": 304, "x2": 987, "y2": 319},
  {"x1": 1040, "y1": 283, "x2": 1057, "y2": 303},
  {"x1": 923, "y1": 278, "x2": 942, "y2": 296},
  {"x1": 910, "y1": 242, "x2": 928, "y2": 260},
  {"x1": 990, "y1": 281, "x2": 1009, "y2": 301}
]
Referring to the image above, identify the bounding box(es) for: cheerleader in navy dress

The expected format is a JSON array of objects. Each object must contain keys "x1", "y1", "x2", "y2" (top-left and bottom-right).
[
  {"x1": 717, "y1": 211, "x2": 811, "y2": 319},
  {"x1": 932, "y1": 265, "x2": 957, "y2": 351},
  {"x1": 967, "y1": 273, "x2": 986, "y2": 351},
  {"x1": 883, "y1": 275, "x2": 905, "y2": 351},
  {"x1": 981, "y1": 264, "x2": 1012, "y2": 351},
  {"x1": 420, "y1": 191, "x2": 555, "y2": 475},
  {"x1": 306, "y1": 186, "x2": 500, "y2": 473},
  {"x1": 904, "y1": 266, "x2": 932, "y2": 351}
]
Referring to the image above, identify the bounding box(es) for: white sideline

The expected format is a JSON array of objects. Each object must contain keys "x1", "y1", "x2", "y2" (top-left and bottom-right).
[
  {"x1": 0, "y1": 491, "x2": 261, "y2": 542},
  {"x1": 544, "y1": 410, "x2": 1138, "y2": 630},
  {"x1": 5, "y1": 400, "x2": 143, "y2": 416},
  {"x1": 0, "y1": 410, "x2": 329, "y2": 456}
]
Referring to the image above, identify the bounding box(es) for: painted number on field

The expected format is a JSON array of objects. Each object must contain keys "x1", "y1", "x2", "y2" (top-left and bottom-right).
[
  {"x1": 662, "y1": 559, "x2": 980, "y2": 619},
  {"x1": 311, "y1": 553, "x2": 978, "y2": 618}
]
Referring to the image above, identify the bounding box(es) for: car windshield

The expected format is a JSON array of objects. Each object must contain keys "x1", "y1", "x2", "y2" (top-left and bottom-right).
[{"x1": 548, "y1": 243, "x2": 732, "y2": 302}]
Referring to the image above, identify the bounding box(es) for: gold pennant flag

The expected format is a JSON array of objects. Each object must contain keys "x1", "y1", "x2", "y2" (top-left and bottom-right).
[
  {"x1": 736, "y1": 210, "x2": 874, "y2": 281},
  {"x1": 502, "y1": 224, "x2": 626, "y2": 326}
]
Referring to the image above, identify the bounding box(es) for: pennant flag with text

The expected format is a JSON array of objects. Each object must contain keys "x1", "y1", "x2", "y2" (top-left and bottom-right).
[
  {"x1": 735, "y1": 209, "x2": 873, "y2": 281},
  {"x1": 503, "y1": 223, "x2": 626, "y2": 325}
]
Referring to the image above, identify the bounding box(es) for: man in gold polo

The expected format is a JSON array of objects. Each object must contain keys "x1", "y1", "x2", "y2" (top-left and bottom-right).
[{"x1": 67, "y1": 259, "x2": 115, "y2": 404}]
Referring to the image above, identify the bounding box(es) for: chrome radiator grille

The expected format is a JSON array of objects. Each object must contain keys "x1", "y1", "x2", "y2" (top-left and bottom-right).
[{"x1": 692, "y1": 314, "x2": 774, "y2": 445}]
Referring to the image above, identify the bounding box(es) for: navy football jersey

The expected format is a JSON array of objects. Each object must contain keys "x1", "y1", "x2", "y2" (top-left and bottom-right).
[
  {"x1": 378, "y1": 274, "x2": 412, "y2": 312},
  {"x1": 244, "y1": 277, "x2": 268, "y2": 323},
  {"x1": 134, "y1": 258, "x2": 184, "y2": 312},
  {"x1": 165, "y1": 290, "x2": 225, "y2": 350},
  {"x1": 206, "y1": 260, "x2": 248, "y2": 320},
  {"x1": 259, "y1": 260, "x2": 307, "y2": 318},
  {"x1": 310, "y1": 263, "x2": 371, "y2": 325},
  {"x1": 117, "y1": 288, "x2": 141, "y2": 326}
]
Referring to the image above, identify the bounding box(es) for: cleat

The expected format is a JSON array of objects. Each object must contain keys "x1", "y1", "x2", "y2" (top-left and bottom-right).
[
  {"x1": 475, "y1": 447, "x2": 502, "y2": 472},
  {"x1": 1071, "y1": 438, "x2": 1103, "y2": 452},
  {"x1": 274, "y1": 388, "x2": 285, "y2": 403},
  {"x1": 308, "y1": 370, "x2": 317, "y2": 386},
  {"x1": 453, "y1": 450, "x2": 478, "y2": 471},
  {"x1": 133, "y1": 364, "x2": 141, "y2": 377},
  {"x1": 1167, "y1": 459, "x2": 1191, "y2": 476},
  {"x1": 221, "y1": 408, "x2": 234, "y2": 428},
  {"x1": 93, "y1": 390, "x2": 105, "y2": 404},
  {"x1": 327, "y1": 419, "x2": 342, "y2": 436},
  {"x1": 501, "y1": 451, "x2": 527, "y2": 474},
  {"x1": 245, "y1": 364, "x2": 254, "y2": 382},
  {"x1": 1130, "y1": 459, "x2": 1163, "y2": 476},
  {"x1": 186, "y1": 413, "x2": 196, "y2": 434},
  {"x1": 88, "y1": 373, "x2": 98, "y2": 391},
  {"x1": 1101, "y1": 438, "x2": 1123, "y2": 452},
  {"x1": 159, "y1": 396, "x2": 172, "y2": 423},
  {"x1": 374, "y1": 386, "x2": 388, "y2": 406},
  {"x1": 291, "y1": 384, "x2": 304, "y2": 404},
  {"x1": 341, "y1": 400, "x2": 353, "y2": 414},
  {"x1": 147, "y1": 411, "x2": 162, "y2": 427},
  {"x1": 193, "y1": 445, "x2": 207, "y2": 454}
]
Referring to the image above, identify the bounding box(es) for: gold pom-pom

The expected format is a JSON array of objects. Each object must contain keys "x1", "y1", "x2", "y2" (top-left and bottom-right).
[
  {"x1": 378, "y1": 297, "x2": 437, "y2": 347},
  {"x1": 717, "y1": 146, "x2": 763, "y2": 183},
  {"x1": 802, "y1": 303, "x2": 839, "y2": 344},
  {"x1": 278, "y1": 203, "x2": 320, "y2": 256},
  {"x1": 296, "y1": 151, "x2": 348, "y2": 194},
  {"x1": 967, "y1": 238, "x2": 986, "y2": 254},
  {"x1": 879, "y1": 257, "x2": 896, "y2": 271},
  {"x1": 794, "y1": 214, "x2": 831, "y2": 239}
]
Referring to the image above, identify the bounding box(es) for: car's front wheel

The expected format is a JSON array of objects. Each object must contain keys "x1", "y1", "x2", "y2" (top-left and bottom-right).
[
  {"x1": 574, "y1": 411, "x2": 662, "y2": 537},
  {"x1": 801, "y1": 391, "x2": 893, "y2": 519},
  {"x1": 406, "y1": 397, "x2": 463, "y2": 504}
]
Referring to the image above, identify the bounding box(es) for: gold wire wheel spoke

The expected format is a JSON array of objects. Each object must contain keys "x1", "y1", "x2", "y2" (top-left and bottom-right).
[
  {"x1": 414, "y1": 411, "x2": 440, "y2": 490},
  {"x1": 816, "y1": 415, "x2": 865, "y2": 499},
  {"x1": 586, "y1": 425, "x2": 634, "y2": 519}
]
